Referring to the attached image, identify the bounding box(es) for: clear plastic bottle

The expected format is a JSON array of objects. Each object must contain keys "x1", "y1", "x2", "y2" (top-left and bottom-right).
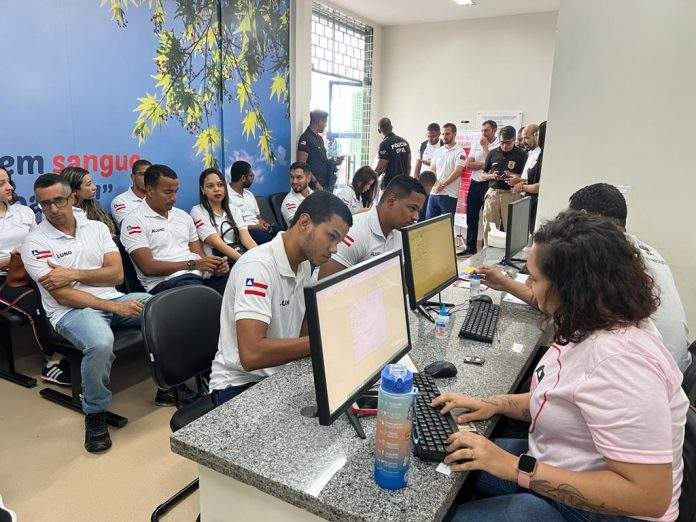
[
  {"x1": 470, "y1": 273, "x2": 481, "y2": 298},
  {"x1": 434, "y1": 304, "x2": 449, "y2": 338}
]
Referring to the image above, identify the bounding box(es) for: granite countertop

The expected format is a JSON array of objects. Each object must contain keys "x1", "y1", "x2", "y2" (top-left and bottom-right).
[{"x1": 171, "y1": 247, "x2": 544, "y2": 521}]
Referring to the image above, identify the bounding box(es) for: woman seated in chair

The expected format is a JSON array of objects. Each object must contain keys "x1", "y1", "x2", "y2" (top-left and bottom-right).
[
  {"x1": 60, "y1": 166, "x2": 116, "y2": 236},
  {"x1": 334, "y1": 166, "x2": 379, "y2": 215},
  {"x1": 436, "y1": 211, "x2": 689, "y2": 522},
  {"x1": 190, "y1": 168, "x2": 257, "y2": 270},
  {"x1": 0, "y1": 167, "x2": 69, "y2": 384}
]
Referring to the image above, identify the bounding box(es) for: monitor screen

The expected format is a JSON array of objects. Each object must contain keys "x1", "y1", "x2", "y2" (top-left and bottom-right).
[
  {"x1": 506, "y1": 197, "x2": 531, "y2": 259},
  {"x1": 305, "y1": 251, "x2": 411, "y2": 425},
  {"x1": 401, "y1": 214, "x2": 458, "y2": 309}
]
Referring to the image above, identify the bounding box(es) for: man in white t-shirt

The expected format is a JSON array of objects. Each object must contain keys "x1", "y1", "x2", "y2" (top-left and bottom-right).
[
  {"x1": 414, "y1": 123, "x2": 443, "y2": 178},
  {"x1": 280, "y1": 161, "x2": 313, "y2": 227},
  {"x1": 318, "y1": 176, "x2": 427, "y2": 279},
  {"x1": 120, "y1": 165, "x2": 229, "y2": 295},
  {"x1": 110, "y1": 159, "x2": 151, "y2": 228},
  {"x1": 21, "y1": 174, "x2": 151, "y2": 453},
  {"x1": 427, "y1": 122, "x2": 466, "y2": 219},
  {"x1": 208, "y1": 191, "x2": 353, "y2": 406},
  {"x1": 228, "y1": 160, "x2": 278, "y2": 244}
]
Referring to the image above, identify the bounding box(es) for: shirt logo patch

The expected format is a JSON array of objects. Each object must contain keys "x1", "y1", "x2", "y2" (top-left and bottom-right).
[
  {"x1": 507, "y1": 160, "x2": 516, "y2": 169},
  {"x1": 535, "y1": 365, "x2": 545, "y2": 383},
  {"x1": 286, "y1": 203, "x2": 297, "y2": 210},
  {"x1": 32, "y1": 249, "x2": 52, "y2": 260},
  {"x1": 342, "y1": 234, "x2": 355, "y2": 247},
  {"x1": 127, "y1": 225, "x2": 142, "y2": 235},
  {"x1": 56, "y1": 250, "x2": 73, "y2": 259},
  {"x1": 151, "y1": 227, "x2": 165, "y2": 233},
  {"x1": 113, "y1": 203, "x2": 126, "y2": 211},
  {"x1": 194, "y1": 219, "x2": 204, "y2": 229},
  {"x1": 244, "y1": 277, "x2": 269, "y2": 297},
  {"x1": 280, "y1": 299, "x2": 290, "y2": 306}
]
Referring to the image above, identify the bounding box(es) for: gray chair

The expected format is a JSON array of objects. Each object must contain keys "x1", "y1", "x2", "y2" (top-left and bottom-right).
[{"x1": 678, "y1": 404, "x2": 696, "y2": 521}]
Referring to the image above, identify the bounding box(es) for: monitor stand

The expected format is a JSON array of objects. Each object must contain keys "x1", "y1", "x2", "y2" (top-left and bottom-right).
[
  {"x1": 345, "y1": 409, "x2": 366, "y2": 439},
  {"x1": 499, "y1": 257, "x2": 526, "y2": 271},
  {"x1": 418, "y1": 292, "x2": 455, "y2": 322}
]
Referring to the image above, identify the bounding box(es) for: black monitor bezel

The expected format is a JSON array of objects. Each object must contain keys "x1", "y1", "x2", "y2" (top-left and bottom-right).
[
  {"x1": 305, "y1": 249, "x2": 412, "y2": 426},
  {"x1": 400, "y1": 213, "x2": 459, "y2": 310},
  {"x1": 505, "y1": 196, "x2": 531, "y2": 259}
]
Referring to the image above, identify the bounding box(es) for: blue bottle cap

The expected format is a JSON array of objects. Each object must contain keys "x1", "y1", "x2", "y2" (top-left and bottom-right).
[
  {"x1": 471, "y1": 274, "x2": 480, "y2": 281},
  {"x1": 380, "y1": 364, "x2": 413, "y2": 394},
  {"x1": 439, "y1": 303, "x2": 448, "y2": 316}
]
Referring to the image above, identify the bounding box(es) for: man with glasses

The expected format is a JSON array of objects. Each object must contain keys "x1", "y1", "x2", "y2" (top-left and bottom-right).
[
  {"x1": 21, "y1": 174, "x2": 152, "y2": 453},
  {"x1": 110, "y1": 159, "x2": 151, "y2": 228},
  {"x1": 481, "y1": 125, "x2": 528, "y2": 243}
]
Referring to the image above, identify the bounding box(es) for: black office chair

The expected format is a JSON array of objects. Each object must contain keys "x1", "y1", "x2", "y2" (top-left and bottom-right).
[
  {"x1": 268, "y1": 191, "x2": 288, "y2": 230},
  {"x1": 682, "y1": 341, "x2": 696, "y2": 406},
  {"x1": 141, "y1": 285, "x2": 221, "y2": 522},
  {"x1": 0, "y1": 309, "x2": 37, "y2": 388},
  {"x1": 115, "y1": 237, "x2": 146, "y2": 294},
  {"x1": 679, "y1": 404, "x2": 696, "y2": 522},
  {"x1": 29, "y1": 280, "x2": 144, "y2": 428},
  {"x1": 255, "y1": 195, "x2": 280, "y2": 230}
]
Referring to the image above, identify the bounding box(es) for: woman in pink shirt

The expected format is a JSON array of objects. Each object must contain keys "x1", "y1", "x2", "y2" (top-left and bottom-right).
[{"x1": 435, "y1": 211, "x2": 688, "y2": 522}]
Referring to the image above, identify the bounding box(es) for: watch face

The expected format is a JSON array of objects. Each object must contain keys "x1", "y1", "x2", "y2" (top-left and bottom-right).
[{"x1": 518, "y1": 454, "x2": 536, "y2": 473}]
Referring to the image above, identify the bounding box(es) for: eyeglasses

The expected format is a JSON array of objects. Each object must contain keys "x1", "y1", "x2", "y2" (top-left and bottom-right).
[{"x1": 38, "y1": 196, "x2": 70, "y2": 210}]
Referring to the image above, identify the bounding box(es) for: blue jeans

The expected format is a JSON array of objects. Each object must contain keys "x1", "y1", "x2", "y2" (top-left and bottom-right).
[
  {"x1": 55, "y1": 293, "x2": 151, "y2": 414},
  {"x1": 426, "y1": 194, "x2": 458, "y2": 220},
  {"x1": 465, "y1": 180, "x2": 488, "y2": 251},
  {"x1": 211, "y1": 381, "x2": 257, "y2": 406},
  {"x1": 448, "y1": 439, "x2": 638, "y2": 522},
  {"x1": 249, "y1": 226, "x2": 279, "y2": 244}
]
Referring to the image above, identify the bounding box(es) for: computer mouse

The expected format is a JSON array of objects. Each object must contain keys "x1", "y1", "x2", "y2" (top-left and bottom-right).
[
  {"x1": 422, "y1": 360, "x2": 458, "y2": 379},
  {"x1": 470, "y1": 294, "x2": 493, "y2": 304}
]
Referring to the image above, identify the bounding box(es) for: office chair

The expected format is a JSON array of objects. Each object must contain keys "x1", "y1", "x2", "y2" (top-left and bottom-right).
[
  {"x1": 679, "y1": 405, "x2": 696, "y2": 522},
  {"x1": 255, "y1": 195, "x2": 280, "y2": 230},
  {"x1": 268, "y1": 192, "x2": 288, "y2": 230},
  {"x1": 115, "y1": 237, "x2": 146, "y2": 294},
  {"x1": 141, "y1": 285, "x2": 221, "y2": 521},
  {"x1": 0, "y1": 309, "x2": 37, "y2": 388},
  {"x1": 682, "y1": 341, "x2": 696, "y2": 406}
]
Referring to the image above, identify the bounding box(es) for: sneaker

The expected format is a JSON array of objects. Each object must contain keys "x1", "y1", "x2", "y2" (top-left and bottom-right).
[
  {"x1": 41, "y1": 359, "x2": 72, "y2": 386},
  {"x1": 84, "y1": 412, "x2": 112, "y2": 453},
  {"x1": 154, "y1": 388, "x2": 176, "y2": 407},
  {"x1": 457, "y1": 248, "x2": 477, "y2": 257},
  {"x1": 154, "y1": 383, "x2": 201, "y2": 407}
]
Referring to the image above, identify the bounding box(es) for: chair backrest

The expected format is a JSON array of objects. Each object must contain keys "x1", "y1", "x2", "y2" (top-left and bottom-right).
[
  {"x1": 255, "y1": 195, "x2": 279, "y2": 229},
  {"x1": 268, "y1": 192, "x2": 287, "y2": 230},
  {"x1": 141, "y1": 285, "x2": 222, "y2": 389},
  {"x1": 115, "y1": 237, "x2": 146, "y2": 293},
  {"x1": 683, "y1": 340, "x2": 696, "y2": 405},
  {"x1": 680, "y1": 405, "x2": 696, "y2": 522}
]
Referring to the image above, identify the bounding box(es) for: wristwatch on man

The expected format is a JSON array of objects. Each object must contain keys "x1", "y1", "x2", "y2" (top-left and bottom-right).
[
  {"x1": 517, "y1": 454, "x2": 538, "y2": 489},
  {"x1": 186, "y1": 259, "x2": 197, "y2": 271}
]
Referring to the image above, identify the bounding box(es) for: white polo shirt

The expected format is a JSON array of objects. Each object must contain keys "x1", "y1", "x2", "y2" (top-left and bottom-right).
[
  {"x1": 21, "y1": 210, "x2": 123, "y2": 326},
  {"x1": 190, "y1": 204, "x2": 248, "y2": 256},
  {"x1": 332, "y1": 206, "x2": 401, "y2": 268},
  {"x1": 120, "y1": 201, "x2": 202, "y2": 291},
  {"x1": 522, "y1": 146, "x2": 541, "y2": 180},
  {"x1": 420, "y1": 139, "x2": 443, "y2": 169},
  {"x1": 334, "y1": 186, "x2": 365, "y2": 214},
  {"x1": 280, "y1": 188, "x2": 313, "y2": 226},
  {"x1": 431, "y1": 144, "x2": 466, "y2": 198},
  {"x1": 470, "y1": 137, "x2": 500, "y2": 182},
  {"x1": 229, "y1": 187, "x2": 260, "y2": 226},
  {"x1": 1, "y1": 203, "x2": 36, "y2": 273},
  {"x1": 209, "y1": 232, "x2": 312, "y2": 389},
  {"x1": 110, "y1": 187, "x2": 144, "y2": 227}
]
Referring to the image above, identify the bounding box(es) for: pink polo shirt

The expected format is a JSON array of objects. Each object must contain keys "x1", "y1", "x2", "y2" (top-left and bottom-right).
[{"x1": 529, "y1": 322, "x2": 689, "y2": 521}]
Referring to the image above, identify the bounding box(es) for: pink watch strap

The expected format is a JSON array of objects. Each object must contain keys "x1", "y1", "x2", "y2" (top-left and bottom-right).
[{"x1": 517, "y1": 469, "x2": 532, "y2": 489}]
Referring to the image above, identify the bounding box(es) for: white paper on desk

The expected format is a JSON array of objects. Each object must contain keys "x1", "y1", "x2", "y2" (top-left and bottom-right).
[
  {"x1": 502, "y1": 274, "x2": 530, "y2": 306},
  {"x1": 436, "y1": 462, "x2": 452, "y2": 476},
  {"x1": 396, "y1": 354, "x2": 418, "y2": 374},
  {"x1": 305, "y1": 455, "x2": 348, "y2": 497}
]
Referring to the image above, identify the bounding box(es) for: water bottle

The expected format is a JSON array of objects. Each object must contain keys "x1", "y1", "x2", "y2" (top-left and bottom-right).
[
  {"x1": 470, "y1": 274, "x2": 481, "y2": 298},
  {"x1": 434, "y1": 303, "x2": 449, "y2": 339},
  {"x1": 374, "y1": 364, "x2": 417, "y2": 489}
]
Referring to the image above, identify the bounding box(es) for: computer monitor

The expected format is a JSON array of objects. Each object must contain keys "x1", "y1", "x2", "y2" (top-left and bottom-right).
[
  {"x1": 503, "y1": 196, "x2": 531, "y2": 266},
  {"x1": 401, "y1": 213, "x2": 458, "y2": 310},
  {"x1": 305, "y1": 250, "x2": 411, "y2": 426}
]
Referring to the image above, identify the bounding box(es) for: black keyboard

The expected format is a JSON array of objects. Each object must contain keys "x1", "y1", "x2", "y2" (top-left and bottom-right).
[
  {"x1": 412, "y1": 373, "x2": 459, "y2": 461},
  {"x1": 458, "y1": 300, "x2": 500, "y2": 343}
]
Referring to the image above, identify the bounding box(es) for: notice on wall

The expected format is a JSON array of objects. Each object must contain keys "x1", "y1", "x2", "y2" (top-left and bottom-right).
[{"x1": 475, "y1": 112, "x2": 524, "y2": 131}]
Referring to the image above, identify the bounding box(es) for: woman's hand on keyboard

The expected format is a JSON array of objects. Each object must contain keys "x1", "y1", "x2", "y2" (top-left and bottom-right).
[{"x1": 430, "y1": 393, "x2": 499, "y2": 423}]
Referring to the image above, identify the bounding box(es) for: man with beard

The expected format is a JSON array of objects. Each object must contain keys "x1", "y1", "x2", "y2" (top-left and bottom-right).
[
  {"x1": 228, "y1": 160, "x2": 278, "y2": 244},
  {"x1": 426, "y1": 123, "x2": 467, "y2": 219},
  {"x1": 280, "y1": 162, "x2": 313, "y2": 227}
]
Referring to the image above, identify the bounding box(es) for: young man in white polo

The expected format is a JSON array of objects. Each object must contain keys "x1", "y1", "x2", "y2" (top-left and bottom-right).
[
  {"x1": 21, "y1": 174, "x2": 152, "y2": 453},
  {"x1": 110, "y1": 159, "x2": 151, "y2": 228},
  {"x1": 120, "y1": 164, "x2": 229, "y2": 295},
  {"x1": 208, "y1": 191, "x2": 353, "y2": 406},
  {"x1": 427, "y1": 122, "x2": 466, "y2": 219},
  {"x1": 280, "y1": 161, "x2": 313, "y2": 227},
  {"x1": 318, "y1": 176, "x2": 426, "y2": 279}
]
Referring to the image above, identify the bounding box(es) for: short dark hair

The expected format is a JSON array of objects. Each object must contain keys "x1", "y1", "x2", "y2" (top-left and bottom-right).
[
  {"x1": 568, "y1": 183, "x2": 628, "y2": 228},
  {"x1": 533, "y1": 211, "x2": 658, "y2": 346},
  {"x1": 443, "y1": 122, "x2": 457, "y2": 134},
  {"x1": 380, "y1": 175, "x2": 427, "y2": 204},
  {"x1": 418, "y1": 170, "x2": 437, "y2": 186},
  {"x1": 378, "y1": 117, "x2": 393, "y2": 134},
  {"x1": 310, "y1": 109, "x2": 329, "y2": 125},
  {"x1": 132, "y1": 159, "x2": 152, "y2": 175},
  {"x1": 229, "y1": 161, "x2": 252, "y2": 182},
  {"x1": 34, "y1": 173, "x2": 71, "y2": 194},
  {"x1": 426, "y1": 123, "x2": 440, "y2": 133},
  {"x1": 289, "y1": 161, "x2": 311, "y2": 176},
  {"x1": 482, "y1": 120, "x2": 497, "y2": 131},
  {"x1": 499, "y1": 126, "x2": 516, "y2": 141},
  {"x1": 290, "y1": 190, "x2": 353, "y2": 229},
  {"x1": 144, "y1": 164, "x2": 178, "y2": 187}
]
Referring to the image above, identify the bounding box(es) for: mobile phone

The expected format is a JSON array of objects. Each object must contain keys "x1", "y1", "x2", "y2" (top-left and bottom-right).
[{"x1": 462, "y1": 356, "x2": 485, "y2": 365}]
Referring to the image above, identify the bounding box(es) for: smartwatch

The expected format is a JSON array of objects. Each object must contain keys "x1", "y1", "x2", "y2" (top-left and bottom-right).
[
  {"x1": 517, "y1": 454, "x2": 538, "y2": 489},
  {"x1": 186, "y1": 259, "x2": 197, "y2": 271}
]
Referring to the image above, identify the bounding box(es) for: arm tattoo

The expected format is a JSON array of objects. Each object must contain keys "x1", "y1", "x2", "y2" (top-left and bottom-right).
[
  {"x1": 479, "y1": 395, "x2": 531, "y2": 420},
  {"x1": 530, "y1": 480, "x2": 632, "y2": 517}
]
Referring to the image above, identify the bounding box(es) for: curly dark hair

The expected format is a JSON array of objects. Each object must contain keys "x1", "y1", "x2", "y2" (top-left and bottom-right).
[{"x1": 533, "y1": 211, "x2": 659, "y2": 345}]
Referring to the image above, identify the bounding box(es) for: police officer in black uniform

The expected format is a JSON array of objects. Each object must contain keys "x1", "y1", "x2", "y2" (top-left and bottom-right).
[
  {"x1": 375, "y1": 117, "x2": 411, "y2": 189},
  {"x1": 296, "y1": 110, "x2": 342, "y2": 192}
]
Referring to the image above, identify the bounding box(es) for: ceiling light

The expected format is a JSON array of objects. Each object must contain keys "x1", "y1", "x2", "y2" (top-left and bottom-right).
[{"x1": 453, "y1": 0, "x2": 474, "y2": 5}]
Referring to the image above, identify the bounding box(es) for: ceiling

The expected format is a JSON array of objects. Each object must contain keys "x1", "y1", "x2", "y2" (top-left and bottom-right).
[{"x1": 324, "y1": 0, "x2": 560, "y2": 26}]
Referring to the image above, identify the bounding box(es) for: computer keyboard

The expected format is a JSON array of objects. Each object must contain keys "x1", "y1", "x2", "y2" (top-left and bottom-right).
[
  {"x1": 458, "y1": 300, "x2": 500, "y2": 343},
  {"x1": 412, "y1": 372, "x2": 459, "y2": 461}
]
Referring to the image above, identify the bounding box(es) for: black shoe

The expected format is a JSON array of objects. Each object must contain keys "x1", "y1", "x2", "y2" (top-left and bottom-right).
[
  {"x1": 177, "y1": 383, "x2": 203, "y2": 407},
  {"x1": 155, "y1": 388, "x2": 176, "y2": 407},
  {"x1": 84, "y1": 412, "x2": 112, "y2": 453},
  {"x1": 155, "y1": 383, "x2": 201, "y2": 407},
  {"x1": 457, "y1": 248, "x2": 477, "y2": 257},
  {"x1": 41, "y1": 358, "x2": 72, "y2": 386}
]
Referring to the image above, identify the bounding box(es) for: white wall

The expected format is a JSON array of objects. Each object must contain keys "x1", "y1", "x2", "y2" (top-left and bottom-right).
[
  {"x1": 538, "y1": 0, "x2": 696, "y2": 333},
  {"x1": 378, "y1": 11, "x2": 558, "y2": 161}
]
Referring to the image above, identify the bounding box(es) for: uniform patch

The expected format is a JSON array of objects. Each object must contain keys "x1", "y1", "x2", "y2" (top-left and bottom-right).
[
  {"x1": 244, "y1": 277, "x2": 268, "y2": 297},
  {"x1": 32, "y1": 249, "x2": 52, "y2": 260},
  {"x1": 113, "y1": 203, "x2": 126, "y2": 211},
  {"x1": 507, "y1": 160, "x2": 516, "y2": 169},
  {"x1": 342, "y1": 234, "x2": 355, "y2": 247},
  {"x1": 127, "y1": 225, "x2": 142, "y2": 235},
  {"x1": 194, "y1": 219, "x2": 204, "y2": 229}
]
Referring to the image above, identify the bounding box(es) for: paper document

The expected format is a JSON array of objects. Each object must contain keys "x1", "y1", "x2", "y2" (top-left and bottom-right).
[{"x1": 502, "y1": 274, "x2": 530, "y2": 305}]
